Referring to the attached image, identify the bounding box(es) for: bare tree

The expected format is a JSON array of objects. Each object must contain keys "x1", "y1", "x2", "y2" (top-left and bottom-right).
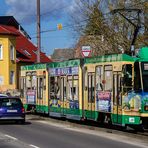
[
  {"x1": 70, "y1": 0, "x2": 119, "y2": 57},
  {"x1": 69, "y1": 0, "x2": 147, "y2": 57},
  {"x1": 108, "y1": 0, "x2": 148, "y2": 51}
]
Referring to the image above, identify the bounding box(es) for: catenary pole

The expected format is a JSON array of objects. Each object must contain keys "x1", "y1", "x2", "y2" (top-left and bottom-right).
[{"x1": 37, "y1": 0, "x2": 41, "y2": 63}]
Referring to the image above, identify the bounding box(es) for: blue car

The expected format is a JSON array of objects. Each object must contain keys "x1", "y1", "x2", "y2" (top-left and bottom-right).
[{"x1": 0, "y1": 97, "x2": 25, "y2": 123}]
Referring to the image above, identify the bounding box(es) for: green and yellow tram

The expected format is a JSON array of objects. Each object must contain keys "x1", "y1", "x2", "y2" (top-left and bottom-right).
[
  {"x1": 82, "y1": 47, "x2": 148, "y2": 128},
  {"x1": 48, "y1": 59, "x2": 83, "y2": 120},
  {"x1": 19, "y1": 46, "x2": 148, "y2": 129},
  {"x1": 20, "y1": 64, "x2": 49, "y2": 114}
]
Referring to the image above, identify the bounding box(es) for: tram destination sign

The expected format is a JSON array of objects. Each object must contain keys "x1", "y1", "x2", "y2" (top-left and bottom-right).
[
  {"x1": 81, "y1": 46, "x2": 91, "y2": 57},
  {"x1": 50, "y1": 66, "x2": 79, "y2": 76}
]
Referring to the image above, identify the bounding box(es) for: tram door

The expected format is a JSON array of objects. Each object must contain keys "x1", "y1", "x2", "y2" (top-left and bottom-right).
[
  {"x1": 85, "y1": 72, "x2": 95, "y2": 120},
  {"x1": 60, "y1": 76, "x2": 67, "y2": 115},
  {"x1": 39, "y1": 74, "x2": 46, "y2": 109},
  {"x1": 37, "y1": 75, "x2": 44, "y2": 112},
  {"x1": 113, "y1": 72, "x2": 122, "y2": 124}
]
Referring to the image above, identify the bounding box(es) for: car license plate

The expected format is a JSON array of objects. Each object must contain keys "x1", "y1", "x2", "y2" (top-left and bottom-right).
[{"x1": 7, "y1": 110, "x2": 17, "y2": 113}]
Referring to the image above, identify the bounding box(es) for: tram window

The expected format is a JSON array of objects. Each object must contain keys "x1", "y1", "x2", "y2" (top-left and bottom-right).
[
  {"x1": 38, "y1": 77, "x2": 43, "y2": 99},
  {"x1": 64, "y1": 77, "x2": 67, "y2": 101},
  {"x1": 73, "y1": 75, "x2": 79, "y2": 101},
  {"x1": 88, "y1": 73, "x2": 95, "y2": 103},
  {"x1": 67, "y1": 76, "x2": 73, "y2": 100},
  {"x1": 64, "y1": 86, "x2": 66, "y2": 101},
  {"x1": 55, "y1": 76, "x2": 60, "y2": 99},
  {"x1": 143, "y1": 75, "x2": 148, "y2": 92},
  {"x1": 113, "y1": 75, "x2": 117, "y2": 105},
  {"x1": 26, "y1": 72, "x2": 37, "y2": 90},
  {"x1": 43, "y1": 76, "x2": 46, "y2": 90},
  {"x1": 113, "y1": 74, "x2": 122, "y2": 105},
  {"x1": 26, "y1": 75, "x2": 31, "y2": 89},
  {"x1": 141, "y1": 62, "x2": 148, "y2": 92},
  {"x1": 32, "y1": 75, "x2": 37, "y2": 90},
  {"x1": 50, "y1": 77, "x2": 55, "y2": 99},
  {"x1": 104, "y1": 65, "x2": 112, "y2": 91},
  {"x1": 96, "y1": 66, "x2": 103, "y2": 91},
  {"x1": 134, "y1": 62, "x2": 141, "y2": 91},
  {"x1": 84, "y1": 67, "x2": 88, "y2": 89},
  {"x1": 122, "y1": 64, "x2": 132, "y2": 91},
  {"x1": 61, "y1": 77, "x2": 67, "y2": 101},
  {"x1": 20, "y1": 77, "x2": 26, "y2": 98},
  {"x1": 118, "y1": 75, "x2": 122, "y2": 105}
]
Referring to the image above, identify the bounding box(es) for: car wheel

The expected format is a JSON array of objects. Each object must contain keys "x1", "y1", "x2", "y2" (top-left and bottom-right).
[
  {"x1": 16, "y1": 119, "x2": 25, "y2": 124},
  {"x1": 20, "y1": 119, "x2": 25, "y2": 124}
]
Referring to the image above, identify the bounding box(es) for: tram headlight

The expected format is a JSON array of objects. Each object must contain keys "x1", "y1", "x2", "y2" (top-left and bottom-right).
[
  {"x1": 144, "y1": 102, "x2": 148, "y2": 111},
  {"x1": 144, "y1": 105, "x2": 148, "y2": 111}
]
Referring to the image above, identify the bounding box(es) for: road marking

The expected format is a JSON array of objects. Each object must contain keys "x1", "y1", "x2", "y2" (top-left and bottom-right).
[
  {"x1": 29, "y1": 144, "x2": 40, "y2": 148},
  {"x1": 5, "y1": 134, "x2": 18, "y2": 140}
]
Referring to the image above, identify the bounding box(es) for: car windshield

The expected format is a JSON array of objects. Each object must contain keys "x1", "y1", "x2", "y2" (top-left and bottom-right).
[{"x1": 0, "y1": 98, "x2": 22, "y2": 107}]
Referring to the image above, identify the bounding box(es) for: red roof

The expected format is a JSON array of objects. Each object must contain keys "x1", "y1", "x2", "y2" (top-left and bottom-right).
[
  {"x1": 0, "y1": 25, "x2": 19, "y2": 36},
  {"x1": 0, "y1": 25, "x2": 52, "y2": 63},
  {"x1": 16, "y1": 31, "x2": 52, "y2": 63}
]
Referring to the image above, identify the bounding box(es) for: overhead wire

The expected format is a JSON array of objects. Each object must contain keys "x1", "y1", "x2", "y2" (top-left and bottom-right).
[
  {"x1": 29, "y1": 1, "x2": 147, "y2": 38},
  {"x1": 5, "y1": 1, "x2": 147, "y2": 40}
]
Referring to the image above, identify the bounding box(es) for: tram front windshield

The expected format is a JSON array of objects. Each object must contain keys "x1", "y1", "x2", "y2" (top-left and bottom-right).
[{"x1": 141, "y1": 62, "x2": 148, "y2": 92}]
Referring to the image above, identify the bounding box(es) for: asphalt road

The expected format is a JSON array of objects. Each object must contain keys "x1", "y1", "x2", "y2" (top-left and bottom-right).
[{"x1": 0, "y1": 116, "x2": 147, "y2": 148}]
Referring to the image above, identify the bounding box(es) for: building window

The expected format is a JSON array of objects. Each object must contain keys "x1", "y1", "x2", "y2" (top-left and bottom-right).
[
  {"x1": 10, "y1": 45, "x2": 15, "y2": 60},
  {"x1": 10, "y1": 71, "x2": 15, "y2": 84},
  {"x1": 23, "y1": 50, "x2": 31, "y2": 57},
  {"x1": 0, "y1": 45, "x2": 3, "y2": 60}
]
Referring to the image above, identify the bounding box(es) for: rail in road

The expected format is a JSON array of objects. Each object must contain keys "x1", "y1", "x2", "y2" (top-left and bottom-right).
[{"x1": 27, "y1": 114, "x2": 148, "y2": 140}]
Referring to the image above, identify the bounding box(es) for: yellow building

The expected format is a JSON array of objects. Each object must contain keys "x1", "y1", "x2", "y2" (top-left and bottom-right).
[
  {"x1": 0, "y1": 25, "x2": 18, "y2": 91},
  {"x1": 0, "y1": 16, "x2": 51, "y2": 95}
]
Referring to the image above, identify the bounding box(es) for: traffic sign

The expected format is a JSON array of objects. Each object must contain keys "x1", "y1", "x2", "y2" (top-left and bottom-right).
[{"x1": 81, "y1": 46, "x2": 91, "y2": 57}]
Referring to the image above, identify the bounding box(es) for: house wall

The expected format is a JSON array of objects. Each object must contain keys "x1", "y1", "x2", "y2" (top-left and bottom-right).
[{"x1": 0, "y1": 35, "x2": 17, "y2": 91}]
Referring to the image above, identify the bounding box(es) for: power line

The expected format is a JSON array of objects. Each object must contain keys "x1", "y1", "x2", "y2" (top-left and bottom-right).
[
  {"x1": 30, "y1": 12, "x2": 112, "y2": 37},
  {"x1": 9, "y1": 1, "x2": 147, "y2": 40},
  {"x1": 29, "y1": 1, "x2": 147, "y2": 37},
  {"x1": 40, "y1": 4, "x2": 69, "y2": 16}
]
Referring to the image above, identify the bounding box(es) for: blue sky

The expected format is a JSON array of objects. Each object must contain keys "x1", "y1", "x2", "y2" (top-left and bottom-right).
[{"x1": 0, "y1": 0, "x2": 77, "y2": 55}]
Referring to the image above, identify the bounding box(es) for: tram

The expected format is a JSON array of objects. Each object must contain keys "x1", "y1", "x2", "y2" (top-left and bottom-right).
[
  {"x1": 48, "y1": 59, "x2": 83, "y2": 120},
  {"x1": 20, "y1": 64, "x2": 49, "y2": 114},
  {"x1": 20, "y1": 46, "x2": 148, "y2": 129}
]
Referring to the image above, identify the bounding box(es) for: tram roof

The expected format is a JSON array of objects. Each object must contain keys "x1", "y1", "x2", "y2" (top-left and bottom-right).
[
  {"x1": 84, "y1": 46, "x2": 148, "y2": 64},
  {"x1": 21, "y1": 63, "x2": 47, "y2": 71},
  {"x1": 47, "y1": 59, "x2": 81, "y2": 68},
  {"x1": 84, "y1": 53, "x2": 136, "y2": 64},
  {"x1": 137, "y1": 46, "x2": 148, "y2": 61}
]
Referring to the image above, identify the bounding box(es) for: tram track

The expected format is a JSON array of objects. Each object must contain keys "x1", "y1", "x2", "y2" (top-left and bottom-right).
[{"x1": 27, "y1": 114, "x2": 148, "y2": 140}]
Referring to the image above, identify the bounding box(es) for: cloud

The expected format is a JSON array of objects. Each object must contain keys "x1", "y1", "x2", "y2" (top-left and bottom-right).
[{"x1": 5, "y1": 0, "x2": 75, "y2": 24}]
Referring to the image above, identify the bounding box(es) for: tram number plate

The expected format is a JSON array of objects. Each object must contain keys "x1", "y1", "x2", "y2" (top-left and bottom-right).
[{"x1": 129, "y1": 117, "x2": 135, "y2": 123}]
